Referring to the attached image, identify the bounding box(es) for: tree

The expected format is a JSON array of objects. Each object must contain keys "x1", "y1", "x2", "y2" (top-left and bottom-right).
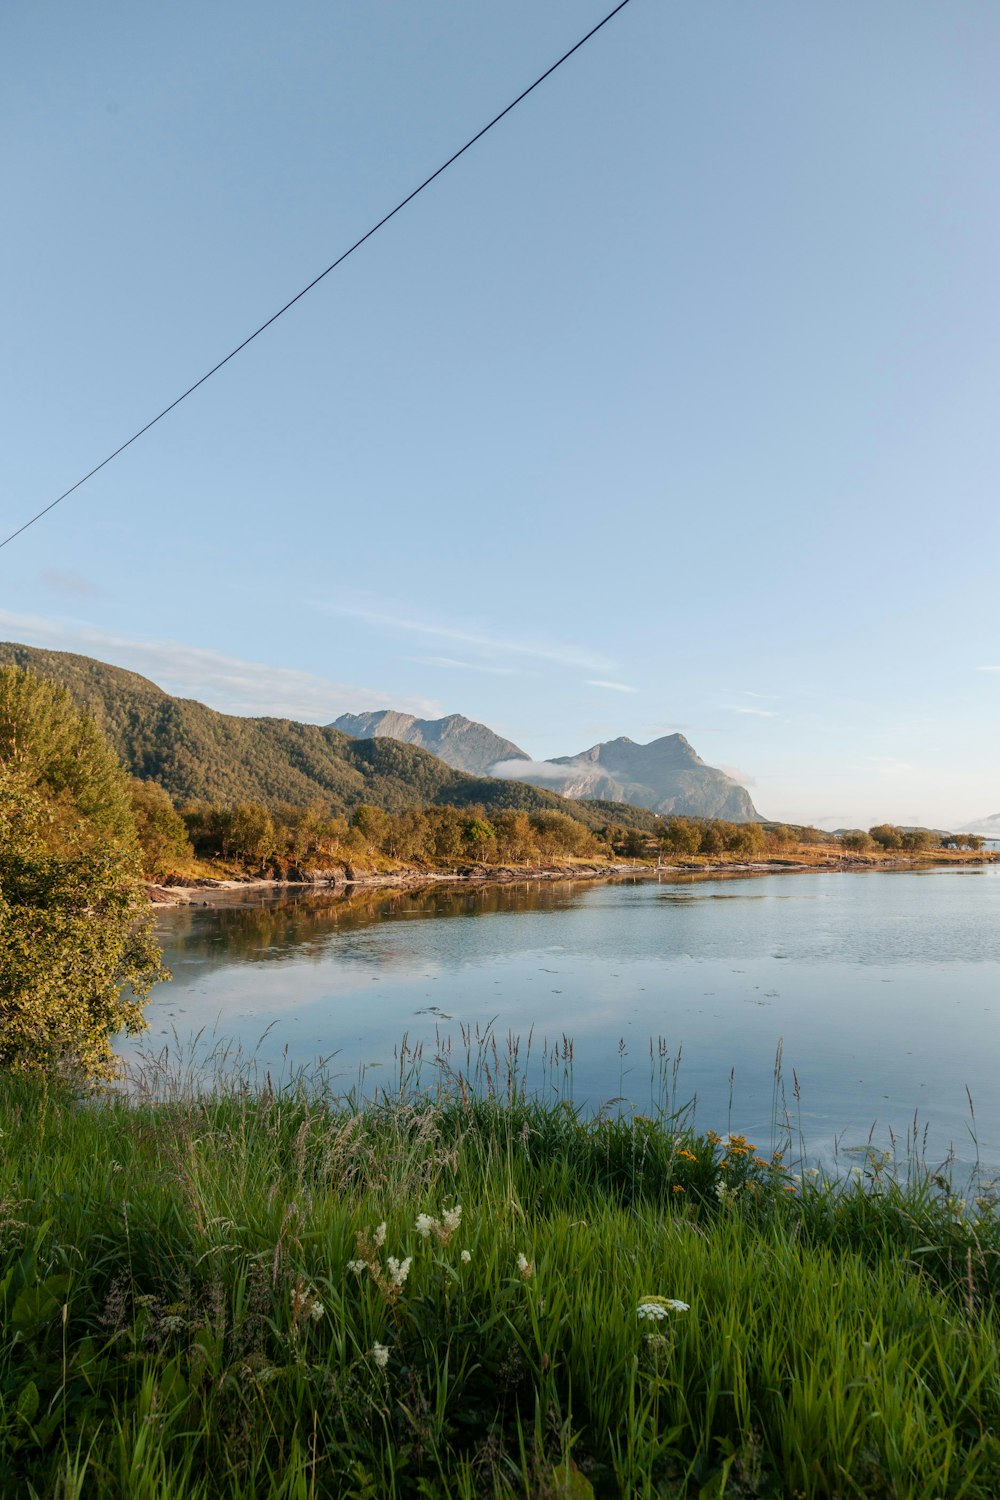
[
  {"x1": 220, "y1": 802, "x2": 277, "y2": 868},
  {"x1": 0, "y1": 667, "x2": 164, "y2": 1079},
  {"x1": 869, "y1": 824, "x2": 903, "y2": 850},
  {"x1": 129, "y1": 778, "x2": 194, "y2": 877}
]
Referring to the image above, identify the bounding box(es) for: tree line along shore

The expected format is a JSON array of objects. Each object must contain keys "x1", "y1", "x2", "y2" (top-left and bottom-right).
[{"x1": 133, "y1": 779, "x2": 994, "y2": 890}]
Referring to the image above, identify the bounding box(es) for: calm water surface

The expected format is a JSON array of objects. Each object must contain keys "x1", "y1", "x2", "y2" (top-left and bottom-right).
[{"x1": 123, "y1": 867, "x2": 1000, "y2": 1170}]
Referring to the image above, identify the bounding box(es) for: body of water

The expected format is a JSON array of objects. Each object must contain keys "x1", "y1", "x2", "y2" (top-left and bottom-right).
[{"x1": 123, "y1": 867, "x2": 1000, "y2": 1172}]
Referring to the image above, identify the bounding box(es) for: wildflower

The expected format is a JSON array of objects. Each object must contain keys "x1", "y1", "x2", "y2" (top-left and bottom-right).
[
  {"x1": 460, "y1": 1249, "x2": 471, "y2": 1263},
  {"x1": 442, "y1": 1204, "x2": 462, "y2": 1234},
  {"x1": 805, "y1": 1167, "x2": 820, "y2": 1182},
  {"x1": 637, "y1": 1295, "x2": 689, "y2": 1320},
  {"x1": 374, "y1": 1222, "x2": 387, "y2": 1248},
  {"x1": 517, "y1": 1253, "x2": 535, "y2": 1280},
  {"x1": 672, "y1": 1184, "x2": 685, "y2": 1193},
  {"x1": 415, "y1": 1214, "x2": 436, "y2": 1238},
  {"x1": 346, "y1": 1259, "x2": 366, "y2": 1275},
  {"x1": 387, "y1": 1256, "x2": 411, "y2": 1288},
  {"x1": 309, "y1": 1299, "x2": 325, "y2": 1320},
  {"x1": 371, "y1": 1343, "x2": 389, "y2": 1369}
]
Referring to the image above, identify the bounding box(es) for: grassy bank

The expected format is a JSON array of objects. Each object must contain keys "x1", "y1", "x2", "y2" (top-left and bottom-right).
[{"x1": 1, "y1": 1067, "x2": 998, "y2": 1498}]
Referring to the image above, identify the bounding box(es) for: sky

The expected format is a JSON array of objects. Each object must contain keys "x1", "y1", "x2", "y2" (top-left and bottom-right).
[{"x1": 2, "y1": 0, "x2": 999, "y2": 830}]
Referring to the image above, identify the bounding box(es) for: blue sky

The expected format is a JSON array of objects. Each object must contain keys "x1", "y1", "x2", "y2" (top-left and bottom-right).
[{"x1": 2, "y1": 0, "x2": 998, "y2": 829}]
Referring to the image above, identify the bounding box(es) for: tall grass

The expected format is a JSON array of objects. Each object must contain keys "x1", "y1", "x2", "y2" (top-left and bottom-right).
[{"x1": 1, "y1": 1046, "x2": 998, "y2": 1498}]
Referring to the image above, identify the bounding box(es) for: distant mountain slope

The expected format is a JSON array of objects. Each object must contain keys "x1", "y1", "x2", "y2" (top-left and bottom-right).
[
  {"x1": 333, "y1": 710, "x2": 528, "y2": 776},
  {"x1": 515, "y1": 733, "x2": 760, "y2": 821},
  {"x1": 0, "y1": 643, "x2": 660, "y2": 831}
]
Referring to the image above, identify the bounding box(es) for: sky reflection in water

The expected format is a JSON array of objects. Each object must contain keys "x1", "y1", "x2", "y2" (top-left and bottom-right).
[{"x1": 122, "y1": 867, "x2": 1000, "y2": 1172}]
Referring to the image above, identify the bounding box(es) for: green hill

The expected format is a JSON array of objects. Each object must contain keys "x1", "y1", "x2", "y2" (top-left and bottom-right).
[{"x1": 0, "y1": 643, "x2": 659, "y2": 832}]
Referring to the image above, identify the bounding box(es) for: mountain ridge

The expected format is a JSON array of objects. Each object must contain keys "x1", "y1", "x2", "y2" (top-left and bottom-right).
[{"x1": 332, "y1": 710, "x2": 527, "y2": 776}]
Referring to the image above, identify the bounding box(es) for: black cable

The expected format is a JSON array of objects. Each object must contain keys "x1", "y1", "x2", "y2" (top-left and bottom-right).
[{"x1": 1, "y1": 0, "x2": 635, "y2": 554}]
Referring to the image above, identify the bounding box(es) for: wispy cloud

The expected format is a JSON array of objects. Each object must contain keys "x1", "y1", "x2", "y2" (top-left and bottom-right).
[
  {"x1": 724, "y1": 705, "x2": 777, "y2": 717},
  {"x1": 719, "y1": 764, "x2": 757, "y2": 788},
  {"x1": 978, "y1": 666, "x2": 1000, "y2": 674},
  {"x1": 490, "y1": 758, "x2": 576, "y2": 783},
  {"x1": 585, "y1": 679, "x2": 637, "y2": 694},
  {"x1": 406, "y1": 655, "x2": 525, "y2": 677},
  {"x1": 0, "y1": 610, "x2": 438, "y2": 722},
  {"x1": 317, "y1": 601, "x2": 612, "y2": 673},
  {"x1": 39, "y1": 569, "x2": 103, "y2": 600}
]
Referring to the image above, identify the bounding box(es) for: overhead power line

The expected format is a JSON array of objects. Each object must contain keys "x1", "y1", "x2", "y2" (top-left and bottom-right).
[{"x1": 1, "y1": 0, "x2": 636, "y2": 554}]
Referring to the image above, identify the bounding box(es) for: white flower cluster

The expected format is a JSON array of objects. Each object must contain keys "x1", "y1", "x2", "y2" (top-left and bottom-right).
[
  {"x1": 347, "y1": 1259, "x2": 366, "y2": 1275},
  {"x1": 636, "y1": 1297, "x2": 689, "y2": 1320},
  {"x1": 414, "y1": 1204, "x2": 463, "y2": 1244},
  {"x1": 517, "y1": 1253, "x2": 535, "y2": 1280},
  {"x1": 387, "y1": 1256, "x2": 411, "y2": 1288},
  {"x1": 291, "y1": 1285, "x2": 326, "y2": 1323},
  {"x1": 371, "y1": 1342, "x2": 389, "y2": 1369}
]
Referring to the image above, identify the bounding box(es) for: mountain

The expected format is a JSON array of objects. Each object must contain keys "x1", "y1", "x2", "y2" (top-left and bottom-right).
[
  {"x1": 0, "y1": 642, "x2": 660, "y2": 831},
  {"x1": 337, "y1": 711, "x2": 761, "y2": 822},
  {"x1": 333, "y1": 710, "x2": 528, "y2": 776},
  {"x1": 513, "y1": 734, "x2": 760, "y2": 821}
]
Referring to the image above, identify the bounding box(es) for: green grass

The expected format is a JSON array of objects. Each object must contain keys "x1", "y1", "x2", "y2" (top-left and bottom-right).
[{"x1": 1, "y1": 1060, "x2": 998, "y2": 1499}]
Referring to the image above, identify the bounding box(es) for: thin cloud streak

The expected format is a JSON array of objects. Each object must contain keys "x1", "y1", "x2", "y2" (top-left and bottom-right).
[
  {"x1": 490, "y1": 758, "x2": 575, "y2": 783},
  {"x1": 407, "y1": 655, "x2": 525, "y2": 677},
  {"x1": 585, "y1": 679, "x2": 637, "y2": 693},
  {"x1": 725, "y1": 705, "x2": 777, "y2": 717},
  {"x1": 318, "y1": 602, "x2": 612, "y2": 673},
  {"x1": 0, "y1": 610, "x2": 438, "y2": 722}
]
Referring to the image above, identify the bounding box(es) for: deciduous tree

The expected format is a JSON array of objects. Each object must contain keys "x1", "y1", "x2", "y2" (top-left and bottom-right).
[{"x1": 0, "y1": 668, "x2": 164, "y2": 1079}]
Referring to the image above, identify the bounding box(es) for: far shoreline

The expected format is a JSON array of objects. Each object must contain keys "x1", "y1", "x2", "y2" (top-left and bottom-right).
[{"x1": 145, "y1": 846, "x2": 999, "y2": 908}]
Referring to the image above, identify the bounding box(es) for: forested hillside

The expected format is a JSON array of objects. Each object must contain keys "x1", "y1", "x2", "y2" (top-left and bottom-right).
[{"x1": 0, "y1": 644, "x2": 659, "y2": 833}]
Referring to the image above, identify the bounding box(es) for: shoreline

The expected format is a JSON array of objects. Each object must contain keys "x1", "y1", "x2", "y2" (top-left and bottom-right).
[{"x1": 145, "y1": 848, "x2": 998, "y2": 907}]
